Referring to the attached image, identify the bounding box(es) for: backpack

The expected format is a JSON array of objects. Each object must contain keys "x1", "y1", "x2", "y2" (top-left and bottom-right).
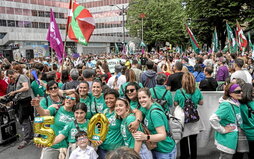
[
  {"x1": 152, "y1": 88, "x2": 168, "y2": 110},
  {"x1": 180, "y1": 89, "x2": 200, "y2": 123},
  {"x1": 150, "y1": 108, "x2": 183, "y2": 142}
]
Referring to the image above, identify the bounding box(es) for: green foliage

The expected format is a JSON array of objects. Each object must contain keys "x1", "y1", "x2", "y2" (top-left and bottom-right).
[
  {"x1": 185, "y1": 0, "x2": 254, "y2": 48},
  {"x1": 126, "y1": 0, "x2": 187, "y2": 48}
]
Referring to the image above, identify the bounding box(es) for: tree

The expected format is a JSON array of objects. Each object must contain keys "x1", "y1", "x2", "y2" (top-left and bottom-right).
[
  {"x1": 126, "y1": 0, "x2": 188, "y2": 50},
  {"x1": 185, "y1": 0, "x2": 254, "y2": 49}
]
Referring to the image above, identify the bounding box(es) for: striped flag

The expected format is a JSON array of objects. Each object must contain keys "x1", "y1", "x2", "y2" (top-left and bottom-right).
[
  {"x1": 236, "y1": 21, "x2": 247, "y2": 51},
  {"x1": 67, "y1": 0, "x2": 95, "y2": 45},
  {"x1": 185, "y1": 24, "x2": 200, "y2": 54},
  {"x1": 226, "y1": 23, "x2": 237, "y2": 53}
]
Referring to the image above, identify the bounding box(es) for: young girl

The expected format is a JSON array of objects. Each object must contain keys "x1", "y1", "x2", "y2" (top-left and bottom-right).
[{"x1": 115, "y1": 98, "x2": 152, "y2": 159}]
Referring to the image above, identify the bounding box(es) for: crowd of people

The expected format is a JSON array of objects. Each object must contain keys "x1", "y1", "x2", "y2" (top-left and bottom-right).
[{"x1": 0, "y1": 50, "x2": 253, "y2": 159}]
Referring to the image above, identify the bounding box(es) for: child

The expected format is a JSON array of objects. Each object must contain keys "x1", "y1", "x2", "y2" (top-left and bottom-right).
[
  {"x1": 199, "y1": 67, "x2": 218, "y2": 91},
  {"x1": 69, "y1": 131, "x2": 98, "y2": 159}
]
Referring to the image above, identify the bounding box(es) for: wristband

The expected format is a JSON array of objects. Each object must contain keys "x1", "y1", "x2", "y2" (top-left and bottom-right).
[{"x1": 147, "y1": 135, "x2": 150, "y2": 141}]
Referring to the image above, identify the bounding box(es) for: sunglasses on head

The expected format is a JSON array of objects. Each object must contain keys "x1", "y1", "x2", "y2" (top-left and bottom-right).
[
  {"x1": 49, "y1": 86, "x2": 58, "y2": 90},
  {"x1": 232, "y1": 90, "x2": 242, "y2": 94},
  {"x1": 126, "y1": 89, "x2": 135, "y2": 93},
  {"x1": 65, "y1": 96, "x2": 76, "y2": 100},
  {"x1": 77, "y1": 136, "x2": 88, "y2": 141}
]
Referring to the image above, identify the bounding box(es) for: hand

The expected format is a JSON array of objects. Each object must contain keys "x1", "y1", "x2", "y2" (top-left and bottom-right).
[
  {"x1": 133, "y1": 131, "x2": 146, "y2": 141},
  {"x1": 224, "y1": 125, "x2": 235, "y2": 133},
  {"x1": 31, "y1": 96, "x2": 40, "y2": 107},
  {"x1": 92, "y1": 140, "x2": 103, "y2": 147},
  {"x1": 129, "y1": 120, "x2": 139, "y2": 133},
  {"x1": 8, "y1": 91, "x2": 16, "y2": 97},
  {"x1": 49, "y1": 104, "x2": 60, "y2": 109}
]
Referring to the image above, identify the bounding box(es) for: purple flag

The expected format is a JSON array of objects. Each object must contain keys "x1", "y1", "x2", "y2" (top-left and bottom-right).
[{"x1": 46, "y1": 9, "x2": 66, "y2": 64}]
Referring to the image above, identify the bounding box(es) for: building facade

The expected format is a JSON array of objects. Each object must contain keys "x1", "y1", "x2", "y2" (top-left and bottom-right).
[{"x1": 0, "y1": 0, "x2": 135, "y2": 61}]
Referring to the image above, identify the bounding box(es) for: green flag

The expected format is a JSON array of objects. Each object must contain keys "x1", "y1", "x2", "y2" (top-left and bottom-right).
[
  {"x1": 212, "y1": 28, "x2": 219, "y2": 53},
  {"x1": 185, "y1": 24, "x2": 200, "y2": 54},
  {"x1": 115, "y1": 43, "x2": 119, "y2": 54},
  {"x1": 248, "y1": 32, "x2": 253, "y2": 49},
  {"x1": 226, "y1": 23, "x2": 237, "y2": 53}
]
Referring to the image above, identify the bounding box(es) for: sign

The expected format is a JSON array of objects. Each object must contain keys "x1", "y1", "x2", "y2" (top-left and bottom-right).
[{"x1": 91, "y1": 58, "x2": 126, "y2": 73}]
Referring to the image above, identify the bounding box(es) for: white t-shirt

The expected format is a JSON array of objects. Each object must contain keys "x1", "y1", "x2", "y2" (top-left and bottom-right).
[
  {"x1": 107, "y1": 74, "x2": 126, "y2": 89},
  {"x1": 69, "y1": 146, "x2": 98, "y2": 159}
]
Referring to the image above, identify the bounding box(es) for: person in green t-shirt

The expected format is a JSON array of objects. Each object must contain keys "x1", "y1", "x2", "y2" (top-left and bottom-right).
[
  {"x1": 52, "y1": 103, "x2": 89, "y2": 159},
  {"x1": 77, "y1": 81, "x2": 92, "y2": 119},
  {"x1": 115, "y1": 98, "x2": 153, "y2": 159},
  {"x1": 88, "y1": 79, "x2": 107, "y2": 119},
  {"x1": 118, "y1": 69, "x2": 143, "y2": 98},
  {"x1": 239, "y1": 83, "x2": 254, "y2": 158},
  {"x1": 134, "y1": 88, "x2": 176, "y2": 159},
  {"x1": 174, "y1": 72, "x2": 204, "y2": 159},
  {"x1": 125, "y1": 82, "x2": 145, "y2": 132},
  {"x1": 210, "y1": 83, "x2": 244, "y2": 159},
  {"x1": 40, "y1": 81, "x2": 63, "y2": 109},
  {"x1": 97, "y1": 89, "x2": 124, "y2": 159},
  {"x1": 31, "y1": 92, "x2": 80, "y2": 159}
]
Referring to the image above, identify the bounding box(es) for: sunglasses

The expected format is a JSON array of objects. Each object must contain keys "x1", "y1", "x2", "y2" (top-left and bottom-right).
[
  {"x1": 65, "y1": 96, "x2": 76, "y2": 100},
  {"x1": 49, "y1": 86, "x2": 58, "y2": 90},
  {"x1": 77, "y1": 136, "x2": 88, "y2": 141},
  {"x1": 126, "y1": 89, "x2": 135, "y2": 93},
  {"x1": 232, "y1": 90, "x2": 242, "y2": 94}
]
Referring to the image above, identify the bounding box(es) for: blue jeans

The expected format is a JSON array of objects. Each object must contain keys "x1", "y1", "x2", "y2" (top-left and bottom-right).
[
  {"x1": 152, "y1": 146, "x2": 177, "y2": 159},
  {"x1": 97, "y1": 147, "x2": 108, "y2": 159},
  {"x1": 139, "y1": 144, "x2": 153, "y2": 159}
]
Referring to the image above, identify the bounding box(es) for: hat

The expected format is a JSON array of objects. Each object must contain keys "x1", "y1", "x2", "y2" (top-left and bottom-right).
[{"x1": 115, "y1": 64, "x2": 122, "y2": 73}]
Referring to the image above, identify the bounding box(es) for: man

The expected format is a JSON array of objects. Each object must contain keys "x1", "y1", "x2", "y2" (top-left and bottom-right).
[
  {"x1": 107, "y1": 64, "x2": 126, "y2": 90},
  {"x1": 131, "y1": 59, "x2": 142, "y2": 82},
  {"x1": 7, "y1": 69, "x2": 34, "y2": 149},
  {"x1": 62, "y1": 68, "x2": 80, "y2": 90},
  {"x1": 82, "y1": 69, "x2": 95, "y2": 93},
  {"x1": 166, "y1": 61, "x2": 184, "y2": 91},
  {"x1": 230, "y1": 58, "x2": 252, "y2": 84},
  {"x1": 199, "y1": 67, "x2": 218, "y2": 91},
  {"x1": 182, "y1": 57, "x2": 194, "y2": 73},
  {"x1": 140, "y1": 60, "x2": 157, "y2": 88}
]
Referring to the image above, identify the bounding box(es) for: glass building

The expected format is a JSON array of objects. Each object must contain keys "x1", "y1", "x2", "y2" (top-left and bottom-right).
[{"x1": 0, "y1": 0, "x2": 133, "y2": 61}]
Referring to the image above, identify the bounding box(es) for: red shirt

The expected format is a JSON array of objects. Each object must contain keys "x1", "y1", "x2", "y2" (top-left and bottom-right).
[{"x1": 0, "y1": 79, "x2": 8, "y2": 96}]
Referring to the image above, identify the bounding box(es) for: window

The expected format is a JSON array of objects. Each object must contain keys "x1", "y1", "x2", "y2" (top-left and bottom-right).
[
  {"x1": 13, "y1": 0, "x2": 22, "y2": 2},
  {"x1": 60, "y1": 24, "x2": 66, "y2": 30},
  {"x1": 45, "y1": 0, "x2": 52, "y2": 6},
  {"x1": 31, "y1": 0, "x2": 37, "y2": 5},
  {"x1": 45, "y1": 23, "x2": 49, "y2": 29},
  {"x1": 39, "y1": 22, "x2": 45, "y2": 29},
  {"x1": 0, "y1": 7, "x2": 5, "y2": 14},
  {"x1": 32, "y1": 10, "x2": 38, "y2": 16},
  {"x1": 54, "y1": 12, "x2": 59, "y2": 18},
  {"x1": 15, "y1": 8, "x2": 23, "y2": 15},
  {"x1": 7, "y1": 20, "x2": 15, "y2": 27},
  {"x1": 6, "y1": 7, "x2": 14, "y2": 14},
  {"x1": 24, "y1": 21, "x2": 31, "y2": 28},
  {"x1": 0, "y1": 20, "x2": 7, "y2": 26},
  {"x1": 59, "y1": 13, "x2": 64, "y2": 19},
  {"x1": 23, "y1": 9, "x2": 31, "y2": 16},
  {"x1": 32, "y1": 22, "x2": 38, "y2": 28},
  {"x1": 38, "y1": 11, "x2": 45, "y2": 17},
  {"x1": 16, "y1": 21, "x2": 24, "y2": 27},
  {"x1": 22, "y1": 0, "x2": 29, "y2": 3},
  {"x1": 38, "y1": 0, "x2": 44, "y2": 5},
  {"x1": 45, "y1": 11, "x2": 50, "y2": 17}
]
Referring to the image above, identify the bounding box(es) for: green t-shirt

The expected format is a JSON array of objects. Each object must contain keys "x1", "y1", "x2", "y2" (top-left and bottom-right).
[
  {"x1": 31, "y1": 80, "x2": 46, "y2": 97},
  {"x1": 119, "y1": 82, "x2": 143, "y2": 97},
  {"x1": 215, "y1": 102, "x2": 241, "y2": 150},
  {"x1": 48, "y1": 106, "x2": 75, "y2": 149},
  {"x1": 144, "y1": 103, "x2": 175, "y2": 153},
  {"x1": 40, "y1": 96, "x2": 63, "y2": 109},
  {"x1": 60, "y1": 120, "x2": 89, "y2": 143},
  {"x1": 87, "y1": 94, "x2": 107, "y2": 119},
  {"x1": 174, "y1": 88, "x2": 203, "y2": 109},
  {"x1": 121, "y1": 114, "x2": 141, "y2": 148},
  {"x1": 80, "y1": 94, "x2": 92, "y2": 119},
  {"x1": 58, "y1": 82, "x2": 63, "y2": 89},
  {"x1": 240, "y1": 101, "x2": 254, "y2": 140},
  {"x1": 130, "y1": 100, "x2": 147, "y2": 116},
  {"x1": 150, "y1": 86, "x2": 173, "y2": 112},
  {"x1": 100, "y1": 108, "x2": 124, "y2": 150}
]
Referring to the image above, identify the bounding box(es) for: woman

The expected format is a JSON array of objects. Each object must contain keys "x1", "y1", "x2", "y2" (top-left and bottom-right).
[
  {"x1": 31, "y1": 70, "x2": 46, "y2": 97},
  {"x1": 77, "y1": 81, "x2": 92, "y2": 119},
  {"x1": 119, "y1": 69, "x2": 143, "y2": 98},
  {"x1": 40, "y1": 80, "x2": 63, "y2": 109},
  {"x1": 115, "y1": 97, "x2": 152, "y2": 159},
  {"x1": 97, "y1": 89, "x2": 124, "y2": 159},
  {"x1": 87, "y1": 79, "x2": 107, "y2": 119},
  {"x1": 134, "y1": 88, "x2": 176, "y2": 159},
  {"x1": 209, "y1": 83, "x2": 244, "y2": 159},
  {"x1": 239, "y1": 83, "x2": 254, "y2": 158},
  {"x1": 53, "y1": 103, "x2": 89, "y2": 159},
  {"x1": 31, "y1": 92, "x2": 79, "y2": 159},
  {"x1": 124, "y1": 82, "x2": 144, "y2": 131},
  {"x1": 193, "y1": 64, "x2": 205, "y2": 82},
  {"x1": 0, "y1": 69, "x2": 7, "y2": 96},
  {"x1": 174, "y1": 72, "x2": 204, "y2": 159}
]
